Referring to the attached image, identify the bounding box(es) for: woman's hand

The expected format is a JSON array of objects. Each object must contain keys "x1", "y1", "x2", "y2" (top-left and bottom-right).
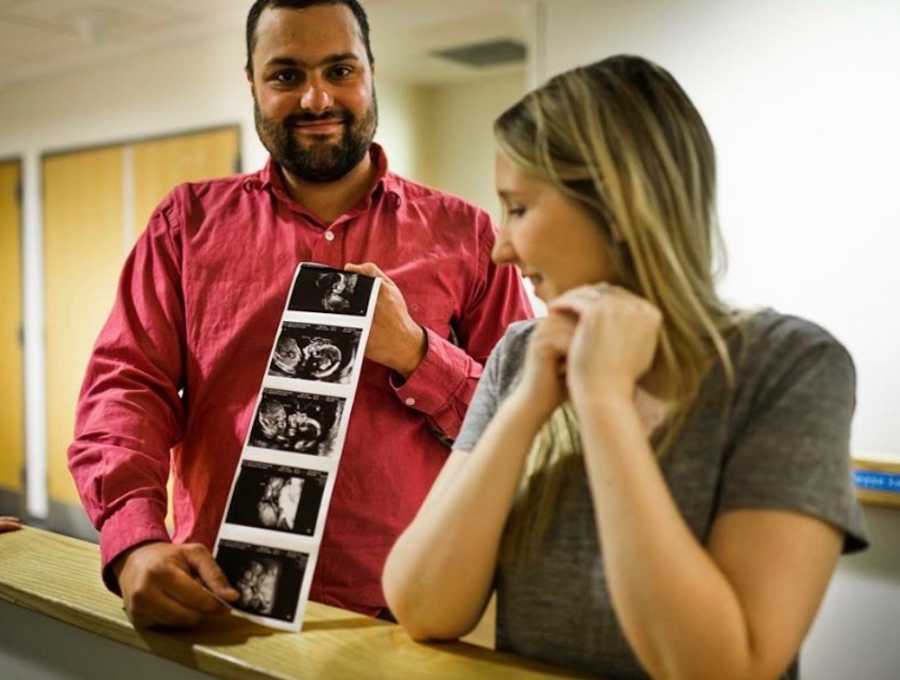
[
  {"x1": 509, "y1": 314, "x2": 577, "y2": 423},
  {"x1": 548, "y1": 284, "x2": 661, "y2": 407}
]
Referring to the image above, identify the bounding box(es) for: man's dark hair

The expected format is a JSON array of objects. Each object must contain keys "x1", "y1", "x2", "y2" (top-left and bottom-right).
[{"x1": 245, "y1": 0, "x2": 374, "y2": 73}]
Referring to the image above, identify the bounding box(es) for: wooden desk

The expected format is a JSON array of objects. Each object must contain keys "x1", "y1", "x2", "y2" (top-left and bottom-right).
[{"x1": 0, "y1": 528, "x2": 583, "y2": 679}]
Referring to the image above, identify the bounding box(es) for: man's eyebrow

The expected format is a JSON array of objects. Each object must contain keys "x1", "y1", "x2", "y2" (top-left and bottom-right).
[{"x1": 264, "y1": 53, "x2": 360, "y2": 69}]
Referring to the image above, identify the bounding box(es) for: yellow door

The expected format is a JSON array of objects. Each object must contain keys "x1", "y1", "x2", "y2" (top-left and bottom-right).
[
  {"x1": 0, "y1": 161, "x2": 24, "y2": 493},
  {"x1": 43, "y1": 147, "x2": 125, "y2": 506},
  {"x1": 132, "y1": 127, "x2": 240, "y2": 240}
]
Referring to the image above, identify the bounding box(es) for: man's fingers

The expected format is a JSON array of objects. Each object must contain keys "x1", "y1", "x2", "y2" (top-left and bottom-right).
[
  {"x1": 183, "y1": 545, "x2": 239, "y2": 602},
  {"x1": 164, "y1": 565, "x2": 230, "y2": 614},
  {"x1": 129, "y1": 589, "x2": 204, "y2": 629},
  {"x1": 345, "y1": 262, "x2": 391, "y2": 284}
]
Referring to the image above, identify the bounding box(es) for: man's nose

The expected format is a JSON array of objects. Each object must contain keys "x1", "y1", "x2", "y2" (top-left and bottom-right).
[{"x1": 300, "y1": 80, "x2": 334, "y2": 114}]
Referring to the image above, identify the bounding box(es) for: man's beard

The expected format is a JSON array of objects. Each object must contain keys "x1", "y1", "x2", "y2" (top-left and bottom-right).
[{"x1": 254, "y1": 91, "x2": 378, "y2": 183}]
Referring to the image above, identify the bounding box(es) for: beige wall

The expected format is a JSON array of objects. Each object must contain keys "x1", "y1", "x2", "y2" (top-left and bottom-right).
[
  {"x1": 541, "y1": 0, "x2": 900, "y2": 462},
  {"x1": 416, "y1": 70, "x2": 527, "y2": 221}
]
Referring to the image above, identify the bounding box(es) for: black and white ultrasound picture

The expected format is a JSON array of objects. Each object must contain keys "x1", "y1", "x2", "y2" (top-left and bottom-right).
[
  {"x1": 226, "y1": 462, "x2": 328, "y2": 536},
  {"x1": 288, "y1": 265, "x2": 375, "y2": 317},
  {"x1": 216, "y1": 540, "x2": 308, "y2": 622},
  {"x1": 269, "y1": 322, "x2": 361, "y2": 384},
  {"x1": 249, "y1": 389, "x2": 344, "y2": 457}
]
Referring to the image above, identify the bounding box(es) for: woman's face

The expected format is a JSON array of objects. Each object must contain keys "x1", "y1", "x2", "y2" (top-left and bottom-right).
[{"x1": 493, "y1": 150, "x2": 615, "y2": 301}]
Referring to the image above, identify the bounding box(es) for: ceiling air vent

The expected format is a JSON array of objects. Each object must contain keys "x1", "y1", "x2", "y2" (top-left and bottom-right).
[{"x1": 432, "y1": 39, "x2": 527, "y2": 68}]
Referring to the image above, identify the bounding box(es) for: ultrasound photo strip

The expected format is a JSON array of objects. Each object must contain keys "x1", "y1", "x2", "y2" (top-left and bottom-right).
[{"x1": 213, "y1": 263, "x2": 381, "y2": 632}]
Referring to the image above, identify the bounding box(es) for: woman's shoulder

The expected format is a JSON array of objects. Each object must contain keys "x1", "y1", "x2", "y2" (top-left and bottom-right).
[
  {"x1": 734, "y1": 308, "x2": 849, "y2": 362},
  {"x1": 730, "y1": 308, "x2": 855, "y2": 394}
]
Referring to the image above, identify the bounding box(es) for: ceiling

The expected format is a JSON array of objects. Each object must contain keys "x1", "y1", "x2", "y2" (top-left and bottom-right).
[{"x1": 0, "y1": 0, "x2": 532, "y2": 90}]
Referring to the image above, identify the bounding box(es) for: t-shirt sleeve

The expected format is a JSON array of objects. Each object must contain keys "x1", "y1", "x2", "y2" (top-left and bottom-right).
[
  {"x1": 454, "y1": 322, "x2": 529, "y2": 453},
  {"x1": 719, "y1": 329, "x2": 869, "y2": 553}
]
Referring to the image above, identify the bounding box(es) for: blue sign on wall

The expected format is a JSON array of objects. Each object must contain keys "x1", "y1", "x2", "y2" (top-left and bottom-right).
[{"x1": 854, "y1": 470, "x2": 900, "y2": 493}]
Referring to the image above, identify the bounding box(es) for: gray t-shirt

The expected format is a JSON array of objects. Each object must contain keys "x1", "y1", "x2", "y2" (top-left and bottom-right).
[{"x1": 455, "y1": 309, "x2": 869, "y2": 680}]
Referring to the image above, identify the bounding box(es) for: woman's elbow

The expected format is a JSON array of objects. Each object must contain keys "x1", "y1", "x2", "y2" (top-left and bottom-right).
[
  {"x1": 382, "y1": 557, "x2": 427, "y2": 636},
  {"x1": 382, "y1": 573, "x2": 466, "y2": 642}
]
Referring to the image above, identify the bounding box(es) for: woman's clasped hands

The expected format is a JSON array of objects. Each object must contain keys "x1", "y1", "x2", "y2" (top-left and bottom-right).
[{"x1": 513, "y1": 283, "x2": 662, "y2": 422}]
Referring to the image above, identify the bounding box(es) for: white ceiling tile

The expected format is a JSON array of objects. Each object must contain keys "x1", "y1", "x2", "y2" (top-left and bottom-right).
[{"x1": 0, "y1": 0, "x2": 532, "y2": 88}]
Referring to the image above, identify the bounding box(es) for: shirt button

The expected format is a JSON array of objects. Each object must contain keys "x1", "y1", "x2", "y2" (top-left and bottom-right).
[
  {"x1": 404, "y1": 398, "x2": 416, "y2": 407},
  {"x1": 324, "y1": 231, "x2": 335, "y2": 242}
]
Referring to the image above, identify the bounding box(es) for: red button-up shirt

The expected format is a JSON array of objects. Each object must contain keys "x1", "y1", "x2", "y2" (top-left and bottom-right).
[{"x1": 68, "y1": 146, "x2": 532, "y2": 614}]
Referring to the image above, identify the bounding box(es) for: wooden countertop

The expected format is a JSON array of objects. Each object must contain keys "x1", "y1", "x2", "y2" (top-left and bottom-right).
[{"x1": 0, "y1": 527, "x2": 584, "y2": 679}]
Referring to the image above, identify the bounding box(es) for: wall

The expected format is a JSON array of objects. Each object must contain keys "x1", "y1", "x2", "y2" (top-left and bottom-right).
[
  {"x1": 540, "y1": 0, "x2": 900, "y2": 460},
  {"x1": 0, "y1": 20, "x2": 427, "y2": 520},
  {"x1": 416, "y1": 70, "x2": 527, "y2": 221},
  {"x1": 540, "y1": 2, "x2": 900, "y2": 678}
]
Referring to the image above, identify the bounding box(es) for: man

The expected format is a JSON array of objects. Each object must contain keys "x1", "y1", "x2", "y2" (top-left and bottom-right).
[{"x1": 67, "y1": 0, "x2": 532, "y2": 629}]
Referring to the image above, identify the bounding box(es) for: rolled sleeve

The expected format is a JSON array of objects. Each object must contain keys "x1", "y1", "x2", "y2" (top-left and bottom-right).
[
  {"x1": 99, "y1": 497, "x2": 171, "y2": 594},
  {"x1": 391, "y1": 326, "x2": 482, "y2": 439}
]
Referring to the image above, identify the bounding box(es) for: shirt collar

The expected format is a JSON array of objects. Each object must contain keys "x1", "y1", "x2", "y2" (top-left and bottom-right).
[{"x1": 258, "y1": 142, "x2": 402, "y2": 213}]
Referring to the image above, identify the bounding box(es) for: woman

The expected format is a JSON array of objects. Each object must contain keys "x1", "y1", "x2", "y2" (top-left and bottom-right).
[{"x1": 381, "y1": 55, "x2": 867, "y2": 680}]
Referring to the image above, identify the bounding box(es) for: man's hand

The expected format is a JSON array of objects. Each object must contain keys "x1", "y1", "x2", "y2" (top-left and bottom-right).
[
  {"x1": 0, "y1": 516, "x2": 22, "y2": 533},
  {"x1": 345, "y1": 262, "x2": 426, "y2": 379},
  {"x1": 112, "y1": 542, "x2": 239, "y2": 629}
]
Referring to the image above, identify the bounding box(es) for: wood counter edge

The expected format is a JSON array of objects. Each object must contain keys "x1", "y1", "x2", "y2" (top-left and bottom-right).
[
  {"x1": 0, "y1": 527, "x2": 586, "y2": 679},
  {"x1": 0, "y1": 528, "x2": 285, "y2": 679}
]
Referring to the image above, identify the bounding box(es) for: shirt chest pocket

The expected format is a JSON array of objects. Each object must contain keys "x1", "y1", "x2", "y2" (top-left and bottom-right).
[
  {"x1": 404, "y1": 292, "x2": 457, "y2": 342},
  {"x1": 390, "y1": 265, "x2": 461, "y2": 343},
  {"x1": 411, "y1": 301, "x2": 456, "y2": 342}
]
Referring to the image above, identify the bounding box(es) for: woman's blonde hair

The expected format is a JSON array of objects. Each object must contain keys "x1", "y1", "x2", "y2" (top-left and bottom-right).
[{"x1": 495, "y1": 55, "x2": 744, "y2": 561}]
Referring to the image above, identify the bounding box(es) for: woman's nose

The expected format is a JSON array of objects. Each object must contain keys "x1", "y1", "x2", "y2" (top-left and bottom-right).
[{"x1": 491, "y1": 226, "x2": 517, "y2": 266}]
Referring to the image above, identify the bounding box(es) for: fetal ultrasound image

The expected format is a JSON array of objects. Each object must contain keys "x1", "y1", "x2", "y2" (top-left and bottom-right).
[
  {"x1": 216, "y1": 540, "x2": 308, "y2": 622},
  {"x1": 288, "y1": 265, "x2": 375, "y2": 317},
  {"x1": 248, "y1": 389, "x2": 344, "y2": 457},
  {"x1": 269, "y1": 322, "x2": 361, "y2": 384},
  {"x1": 226, "y1": 462, "x2": 328, "y2": 536}
]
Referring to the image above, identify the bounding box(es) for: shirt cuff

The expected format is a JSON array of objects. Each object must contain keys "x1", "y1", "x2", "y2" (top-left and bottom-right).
[
  {"x1": 99, "y1": 497, "x2": 171, "y2": 595},
  {"x1": 391, "y1": 327, "x2": 480, "y2": 426}
]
